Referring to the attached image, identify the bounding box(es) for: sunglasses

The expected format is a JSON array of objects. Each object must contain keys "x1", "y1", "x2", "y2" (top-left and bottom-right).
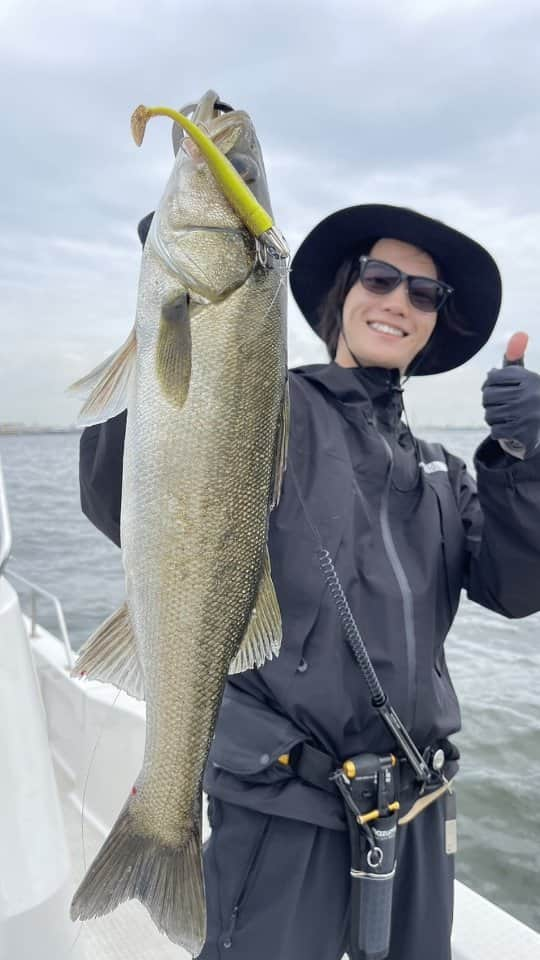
[{"x1": 357, "y1": 256, "x2": 453, "y2": 313}]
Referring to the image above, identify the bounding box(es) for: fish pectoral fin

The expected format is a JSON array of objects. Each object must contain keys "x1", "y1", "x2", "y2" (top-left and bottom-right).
[
  {"x1": 157, "y1": 292, "x2": 192, "y2": 408},
  {"x1": 70, "y1": 602, "x2": 145, "y2": 700},
  {"x1": 270, "y1": 376, "x2": 290, "y2": 510},
  {"x1": 66, "y1": 325, "x2": 137, "y2": 427},
  {"x1": 228, "y1": 546, "x2": 282, "y2": 674}
]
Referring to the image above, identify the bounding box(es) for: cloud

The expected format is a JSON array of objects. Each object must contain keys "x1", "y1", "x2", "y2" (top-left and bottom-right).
[{"x1": 1, "y1": 0, "x2": 539, "y2": 425}]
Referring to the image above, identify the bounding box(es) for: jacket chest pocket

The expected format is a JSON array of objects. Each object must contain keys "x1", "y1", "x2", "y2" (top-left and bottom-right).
[{"x1": 425, "y1": 474, "x2": 466, "y2": 624}]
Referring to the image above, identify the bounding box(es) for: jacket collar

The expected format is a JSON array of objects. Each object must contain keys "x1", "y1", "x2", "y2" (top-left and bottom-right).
[{"x1": 291, "y1": 361, "x2": 404, "y2": 430}]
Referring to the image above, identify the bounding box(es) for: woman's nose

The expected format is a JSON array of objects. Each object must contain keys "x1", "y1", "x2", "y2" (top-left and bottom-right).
[{"x1": 381, "y1": 281, "x2": 408, "y2": 314}]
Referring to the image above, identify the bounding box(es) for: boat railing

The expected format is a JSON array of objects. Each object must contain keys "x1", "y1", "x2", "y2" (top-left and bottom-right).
[
  {"x1": 0, "y1": 454, "x2": 75, "y2": 669},
  {"x1": 7, "y1": 570, "x2": 75, "y2": 669},
  {"x1": 0, "y1": 455, "x2": 13, "y2": 577}
]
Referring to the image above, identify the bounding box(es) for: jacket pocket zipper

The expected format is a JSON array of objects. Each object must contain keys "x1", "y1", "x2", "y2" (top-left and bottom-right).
[
  {"x1": 221, "y1": 817, "x2": 271, "y2": 949},
  {"x1": 434, "y1": 488, "x2": 454, "y2": 619}
]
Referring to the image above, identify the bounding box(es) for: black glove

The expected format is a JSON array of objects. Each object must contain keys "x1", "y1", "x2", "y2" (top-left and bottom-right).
[{"x1": 482, "y1": 365, "x2": 540, "y2": 460}]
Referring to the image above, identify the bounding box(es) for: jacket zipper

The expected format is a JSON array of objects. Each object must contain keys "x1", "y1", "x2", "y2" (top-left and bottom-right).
[
  {"x1": 433, "y1": 486, "x2": 457, "y2": 681},
  {"x1": 221, "y1": 817, "x2": 271, "y2": 950},
  {"x1": 377, "y1": 434, "x2": 416, "y2": 730}
]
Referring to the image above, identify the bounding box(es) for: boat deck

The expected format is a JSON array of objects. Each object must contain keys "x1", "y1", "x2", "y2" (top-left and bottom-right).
[{"x1": 15, "y1": 613, "x2": 540, "y2": 960}]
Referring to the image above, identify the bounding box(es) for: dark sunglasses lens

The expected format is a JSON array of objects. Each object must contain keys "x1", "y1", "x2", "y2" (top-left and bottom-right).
[
  {"x1": 409, "y1": 278, "x2": 444, "y2": 312},
  {"x1": 361, "y1": 260, "x2": 400, "y2": 294}
]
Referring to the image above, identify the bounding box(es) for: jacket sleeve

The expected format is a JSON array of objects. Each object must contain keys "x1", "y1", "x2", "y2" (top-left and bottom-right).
[
  {"x1": 448, "y1": 435, "x2": 540, "y2": 618},
  {"x1": 78, "y1": 410, "x2": 127, "y2": 548}
]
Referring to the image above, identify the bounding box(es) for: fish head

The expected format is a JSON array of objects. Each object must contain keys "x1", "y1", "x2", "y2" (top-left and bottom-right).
[{"x1": 146, "y1": 90, "x2": 274, "y2": 304}]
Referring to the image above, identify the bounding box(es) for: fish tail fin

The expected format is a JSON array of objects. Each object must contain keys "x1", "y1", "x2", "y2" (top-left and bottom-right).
[{"x1": 70, "y1": 797, "x2": 206, "y2": 954}]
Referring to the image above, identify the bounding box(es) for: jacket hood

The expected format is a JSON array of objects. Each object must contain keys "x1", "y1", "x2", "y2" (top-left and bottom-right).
[
  {"x1": 291, "y1": 361, "x2": 404, "y2": 422},
  {"x1": 290, "y1": 362, "x2": 420, "y2": 459}
]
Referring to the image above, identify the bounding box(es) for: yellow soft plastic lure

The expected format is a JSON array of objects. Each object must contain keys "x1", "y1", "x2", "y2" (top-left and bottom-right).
[{"x1": 131, "y1": 104, "x2": 288, "y2": 258}]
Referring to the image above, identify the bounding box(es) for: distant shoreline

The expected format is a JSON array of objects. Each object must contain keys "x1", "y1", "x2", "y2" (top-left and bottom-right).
[
  {"x1": 415, "y1": 425, "x2": 485, "y2": 432},
  {"x1": 0, "y1": 425, "x2": 485, "y2": 436}
]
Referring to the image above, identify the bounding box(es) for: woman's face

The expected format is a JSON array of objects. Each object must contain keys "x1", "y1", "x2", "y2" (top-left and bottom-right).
[{"x1": 335, "y1": 238, "x2": 439, "y2": 372}]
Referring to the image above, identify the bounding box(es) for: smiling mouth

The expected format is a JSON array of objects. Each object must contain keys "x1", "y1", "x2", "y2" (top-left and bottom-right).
[{"x1": 367, "y1": 321, "x2": 408, "y2": 338}]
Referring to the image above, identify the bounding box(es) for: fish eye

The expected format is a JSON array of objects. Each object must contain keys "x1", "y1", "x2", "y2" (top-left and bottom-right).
[{"x1": 228, "y1": 152, "x2": 259, "y2": 184}]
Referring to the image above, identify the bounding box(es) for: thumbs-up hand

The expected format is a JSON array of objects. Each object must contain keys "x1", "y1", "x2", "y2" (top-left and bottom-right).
[
  {"x1": 503, "y1": 331, "x2": 528, "y2": 366},
  {"x1": 481, "y1": 331, "x2": 540, "y2": 460}
]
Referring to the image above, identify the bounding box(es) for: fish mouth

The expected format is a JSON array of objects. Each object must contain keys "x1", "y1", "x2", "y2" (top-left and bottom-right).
[
  {"x1": 191, "y1": 92, "x2": 235, "y2": 126},
  {"x1": 172, "y1": 91, "x2": 242, "y2": 157},
  {"x1": 173, "y1": 92, "x2": 264, "y2": 186},
  {"x1": 142, "y1": 91, "x2": 280, "y2": 282},
  {"x1": 169, "y1": 90, "x2": 274, "y2": 226},
  {"x1": 133, "y1": 93, "x2": 283, "y2": 253}
]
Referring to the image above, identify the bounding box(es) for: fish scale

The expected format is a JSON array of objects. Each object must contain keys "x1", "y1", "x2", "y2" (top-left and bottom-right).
[{"x1": 66, "y1": 90, "x2": 289, "y2": 954}]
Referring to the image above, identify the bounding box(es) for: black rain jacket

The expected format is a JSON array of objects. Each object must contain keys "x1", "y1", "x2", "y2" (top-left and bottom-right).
[{"x1": 78, "y1": 361, "x2": 540, "y2": 830}]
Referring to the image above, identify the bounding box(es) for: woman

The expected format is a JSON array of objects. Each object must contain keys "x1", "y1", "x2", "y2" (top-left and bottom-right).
[{"x1": 79, "y1": 204, "x2": 540, "y2": 960}]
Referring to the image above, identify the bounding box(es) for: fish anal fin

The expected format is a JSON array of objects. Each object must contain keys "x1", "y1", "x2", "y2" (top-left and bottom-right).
[
  {"x1": 228, "y1": 547, "x2": 282, "y2": 674},
  {"x1": 157, "y1": 293, "x2": 192, "y2": 408},
  {"x1": 270, "y1": 376, "x2": 290, "y2": 510},
  {"x1": 66, "y1": 326, "x2": 136, "y2": 427},
  {"x1": 70, "y1": 602, "x2": 145, "y2": 700}
]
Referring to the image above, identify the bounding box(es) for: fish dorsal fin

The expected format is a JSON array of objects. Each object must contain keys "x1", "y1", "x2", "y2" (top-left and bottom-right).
[
  {"x1": 66, "y1": 326, "x2": 137, "y2": 427},
  {"x1": 156, "y1": 293, "x2": 192, "y2": 408},
  {"x1": 70, "y1": 602, "x2": 145, "y2": 701},
  {"x1": 269, "y1": 377, "x2": 290, "y2": 510},
  {"x1": 228, "y1": 546, "x2": 282, "y2": 674}
]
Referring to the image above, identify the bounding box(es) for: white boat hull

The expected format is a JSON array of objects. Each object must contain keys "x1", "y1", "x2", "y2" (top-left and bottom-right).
[
  {"x1": 0, "y1": 576, "x2": 81, "y2": 960},
  {"x1": 3, "y1": 574, "x2": 539, "y2": 958}
]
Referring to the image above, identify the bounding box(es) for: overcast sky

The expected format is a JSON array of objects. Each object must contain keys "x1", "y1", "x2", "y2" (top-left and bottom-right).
[{"x1": 1, "y1": 0, "x2": 539, "y2": 427}]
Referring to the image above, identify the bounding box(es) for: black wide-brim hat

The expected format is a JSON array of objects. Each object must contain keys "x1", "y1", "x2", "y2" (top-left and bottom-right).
[
  {"x1": 289, "y1": 204, "x2": 502, "y2": 376},
  {"x1": 138, "y1": 211, "x2": 155, "y2": 247}
]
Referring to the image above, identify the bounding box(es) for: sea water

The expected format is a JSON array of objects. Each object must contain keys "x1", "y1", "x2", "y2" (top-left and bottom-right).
[{"x1": 1, "y1": 429, "x2": 539, "y2": 933}]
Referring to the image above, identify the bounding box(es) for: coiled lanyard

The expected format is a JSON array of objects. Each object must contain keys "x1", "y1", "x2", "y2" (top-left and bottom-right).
[{"x1": 285, "y1": 417, "x2": 440, "y2": 791}]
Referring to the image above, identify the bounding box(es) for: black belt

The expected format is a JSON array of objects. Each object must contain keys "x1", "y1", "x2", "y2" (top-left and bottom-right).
[{"x1": 287, "y1": 739, "x2": 460, "y2": 797}]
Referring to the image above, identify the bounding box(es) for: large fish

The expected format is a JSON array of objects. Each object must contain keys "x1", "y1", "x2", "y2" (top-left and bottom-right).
[{"x1": 67, "y1": 90, "x2": 289, "y2": 953}]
